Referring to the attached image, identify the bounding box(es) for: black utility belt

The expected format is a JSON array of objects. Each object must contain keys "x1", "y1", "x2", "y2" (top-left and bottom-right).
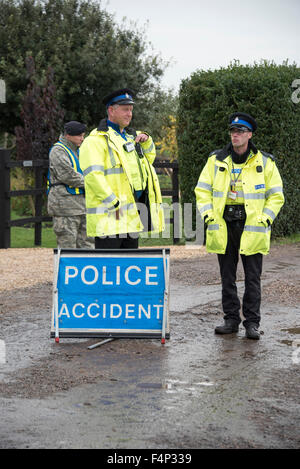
[{"x1": 223, "y1": 205, "x2": 246, "y2": 221}]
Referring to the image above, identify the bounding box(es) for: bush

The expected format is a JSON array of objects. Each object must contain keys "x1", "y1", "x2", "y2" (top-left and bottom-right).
[{"x1": 177, "y1": 60, "x2": 300, "y2": 238}]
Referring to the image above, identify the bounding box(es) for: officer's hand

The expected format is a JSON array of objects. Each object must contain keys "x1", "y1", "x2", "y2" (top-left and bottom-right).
[
  {"x1": 261, "y1": 219, "x2": 271, "y2": 228},
  {"x1": 259, "y1": 216, "x2": 271, "y2": 228},
  {"x1": 135, "y1": 133, "x2": 148, "y2": 143},
  {"x1": 204, "y1": 214, "x2": 214, "y2": 224}
]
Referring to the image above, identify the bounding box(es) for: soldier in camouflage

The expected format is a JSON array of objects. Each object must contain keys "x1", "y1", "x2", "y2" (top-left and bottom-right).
[{"x1": 47, "y1": 121, "x2": 94, "y2": 249}]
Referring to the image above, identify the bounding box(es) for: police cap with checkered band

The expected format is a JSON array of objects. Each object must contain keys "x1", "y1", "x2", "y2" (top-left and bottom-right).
[
  {"x1": 229, "y1": 112, "x2": 257, "y2": 132},
  {"x1": 103, "y1": 88, "x2": 135, "y2": 107}
]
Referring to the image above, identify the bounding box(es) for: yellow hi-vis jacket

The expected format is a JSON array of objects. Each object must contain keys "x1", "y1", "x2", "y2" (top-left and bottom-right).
[
  {"x1": 79, "y1": 120, "x2": 165, "y2": 237},
  {"x1": 195, "y1": 145, "x2": 284, "y2": 256}
]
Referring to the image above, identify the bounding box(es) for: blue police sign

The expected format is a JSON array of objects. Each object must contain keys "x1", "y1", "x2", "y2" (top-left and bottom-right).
[{"x1": 51, "y1": 248, "x2": 170, "y2": 342}]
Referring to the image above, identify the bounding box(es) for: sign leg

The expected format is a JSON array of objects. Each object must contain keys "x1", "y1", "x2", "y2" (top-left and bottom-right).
[
  {"x1": 54, "y1": 248, "x2": 61, "y2": 343},
  {"x1": 161, "y1": 249, "x2": 169, "y2": 344},
  {"x1": 88, "y1": 338, "x2": 115, "y2": 350}
]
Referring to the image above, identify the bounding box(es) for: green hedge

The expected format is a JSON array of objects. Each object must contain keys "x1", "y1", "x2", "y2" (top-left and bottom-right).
[{"x1": 176, "y1": 61, "x2": 300, "y2": 237}]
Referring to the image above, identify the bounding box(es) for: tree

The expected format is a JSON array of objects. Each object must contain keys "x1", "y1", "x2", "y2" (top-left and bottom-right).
[
  {"x1": 13, "y1": 56, "x2": 65, "y2": 216},
  {"x1": 0, "y1": 0, "x2": 169, "y2": 135},
  {"x1": 177, "y1": 60, "x2": 300, "y2": 238},
  {"x1": 15, "y1": 56, "x2": 65, "y2": 161},
  {"x1": 155, "y1": 115, "x2": 178, "y2": 161}
]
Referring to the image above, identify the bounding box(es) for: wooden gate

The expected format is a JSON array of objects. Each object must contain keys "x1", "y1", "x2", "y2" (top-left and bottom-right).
[
  {"x1": 0, "y1": 149, "x2": 180, "y2": 249},
  {"x1": 0, "y1": 149, "x2": 51, "y2": 248}
]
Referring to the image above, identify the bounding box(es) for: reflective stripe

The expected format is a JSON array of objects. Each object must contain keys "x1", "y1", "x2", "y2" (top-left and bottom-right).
[
  {"x1": 83, "y1": 165, "x2": 105, "y2": 176},
  {"x1": 86, "y1": 202, "x2": 135, "y2": 215},
  {"x1": 87, "y1": 207, "x2": 108, "y2": 215},
  {"x1": 199, "y1": 203, "x2": 213, "y2": 215},
  {"x1": 213, "y1": 191, "x2": 224, "y2": 198},
  {"x1": 244, "y1": 225, "x2": 271, "y2": 233},
  {"x1": 265, "y1": 186, "x2": 283, "y2": 198},
  {"x1": 102, "y1": 193, "x2": 117, "y2": 204},
  {"x1": 197, "y1": 181, "x2": 212, "y2": 191},
  {"x1": 263, "y1": 207, "x2": 276, "y2": 220},
  {"x1": 83, "y1": 165, "x2": 124, "y2": 177},
  {"x1": 262, "y1": 154, "x2": 268, "y2": 169},
  {"x1": 142, "y1": 142, "x2": 154, "y2": 154},
  {"x1": 104, "y1": 135, "x2": 116, "y2": 166},
  {"x1": 105, "y1": 167, "x2": 124, "y2": 175},
  {"x1": 244, "y1": 193, "x2": 265, "y2": 200},
  {"x1": 214, "y1": 164, "x2": 218, "y2": 179},
  {"x1": 207, "y1": 224, "x2": 219, "y2": 231},
  {"x1": 227, "y1": 190, "x2": 244, "y2": 199}
]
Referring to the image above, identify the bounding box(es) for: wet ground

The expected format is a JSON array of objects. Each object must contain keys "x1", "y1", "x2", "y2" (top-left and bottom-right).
[{"x1": 0, "y1": 243, "x2": 299, "y2": 449}]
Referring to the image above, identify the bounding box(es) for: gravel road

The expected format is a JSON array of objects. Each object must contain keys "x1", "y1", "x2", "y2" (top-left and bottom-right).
[{"x1": 0, "y1": 243, "x2": 299, "y2": 449}]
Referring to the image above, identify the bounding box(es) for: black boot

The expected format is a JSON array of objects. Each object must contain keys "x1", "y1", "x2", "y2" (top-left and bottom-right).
[
  {"x1": 245, "y1": 323, "x2": 260, "y2": 340},
  {"x1": 215, "y1": 319, "x2": 239, "y2": 335}
]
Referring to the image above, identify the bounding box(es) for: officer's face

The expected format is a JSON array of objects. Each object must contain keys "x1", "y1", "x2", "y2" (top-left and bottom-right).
[
  {"x1": 230, "y1": 128, "x2": 252, "y2": 149},
  {"x1": 108, "y1": 104, "x2": 133, "y2": 129},
  {"x1": 66, "y1": 133, "x2": 85, "y2": 147}
]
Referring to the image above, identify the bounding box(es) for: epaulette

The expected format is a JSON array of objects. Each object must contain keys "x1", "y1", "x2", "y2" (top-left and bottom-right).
[
  {"x1": 97, "y1": 118, "x2": 109, "y2": 131},
  {"x1": 209, "y1": 149, "x2": 222, "y2": 157},
  {"x1": 126, "y1": 127, "x2": 137, "y2": 137},
  {"x1": 210, "y1": 146, "x2": 229, "y2": 161},
  {"x1": 261, "y1": 150, "x2": 275, "y2": 161}
]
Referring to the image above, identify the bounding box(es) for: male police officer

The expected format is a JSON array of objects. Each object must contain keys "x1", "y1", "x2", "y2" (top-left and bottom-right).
[
  {"x1": 79, "y1": 88, "x2": 164, "y2": 249},
  {"x1": 195, "y1": 112, "x2": 284, "y2": 339},
  {"x1": 47, "y1": 121, "x2": 95, "y2": 249}
]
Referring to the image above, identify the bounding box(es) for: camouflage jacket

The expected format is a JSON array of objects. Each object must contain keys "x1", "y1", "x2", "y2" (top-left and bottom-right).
[{"x1": 47, "y1": 135, "x2": 86, "y2": 216}]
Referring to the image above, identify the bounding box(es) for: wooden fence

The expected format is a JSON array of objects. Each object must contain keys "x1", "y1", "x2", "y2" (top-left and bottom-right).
[{"x1": 0, "y1": 148, "x2": 180, "y2": 249}]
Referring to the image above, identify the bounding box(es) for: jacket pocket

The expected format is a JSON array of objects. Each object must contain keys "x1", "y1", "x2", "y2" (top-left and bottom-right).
[{"x1": 206, "y1": 219, "x2": 227, "y2": 253}]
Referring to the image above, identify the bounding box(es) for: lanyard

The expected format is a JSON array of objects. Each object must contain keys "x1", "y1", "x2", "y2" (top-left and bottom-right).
[
  {"x1": 231, "y1": 162, "x2": 242, "y2": 190},
  {"x1": 230, "y1": 155, "x2": 250, "y2": 190}
]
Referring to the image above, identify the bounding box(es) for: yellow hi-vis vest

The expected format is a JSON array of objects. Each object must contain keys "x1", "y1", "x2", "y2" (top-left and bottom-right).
[
  {"x1": 47, "y1": 142, "x2": 84, "y2": 195},
  {"x1": 79, "y1": 121, "x2": 165, "y2": 237},
  {"x1": 195, "y1": 147, "x2": 284, "y2": 256}
]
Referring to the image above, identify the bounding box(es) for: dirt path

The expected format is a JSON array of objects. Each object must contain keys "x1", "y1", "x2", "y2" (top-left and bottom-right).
[{"x1": 0, "y1": 244, "x2": 299, "y2": 449}]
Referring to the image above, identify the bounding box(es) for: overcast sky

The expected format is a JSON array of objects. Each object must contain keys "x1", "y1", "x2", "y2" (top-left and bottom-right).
[{"x1": 104, "y1": 0, "x2": 300, "y2": 92}]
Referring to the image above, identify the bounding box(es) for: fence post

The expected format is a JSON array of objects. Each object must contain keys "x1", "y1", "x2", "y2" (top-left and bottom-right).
[
  {"x1": 34, "y1": 166, "x2": 43, "y2": 245},
  {"x1": 172, "y1": 162, "x2": 180, "y2": 244},
  {"x1": 0, "y1": 149, "x2": 11, "y2": 248}
]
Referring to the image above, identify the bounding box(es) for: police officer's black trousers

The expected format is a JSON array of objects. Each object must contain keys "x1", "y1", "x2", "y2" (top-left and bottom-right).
[
  {"x1": 95, "y1": 234, "x2": 138, "y2": 249},
  {"x1": 217, "y1": 219, "x2": 263, "y2": 327}
]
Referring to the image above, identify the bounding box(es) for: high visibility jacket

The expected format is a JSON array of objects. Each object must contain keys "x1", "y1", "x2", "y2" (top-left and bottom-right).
[
  {"x1": 79, "y1": 120, "x2": 165, "y2": 237},
  {"x1": 47, "y1": 142, "x2": 84, "y2": 195},
  {"x1": 195, "y1": 145, "x2": 284, "y2": 256}
]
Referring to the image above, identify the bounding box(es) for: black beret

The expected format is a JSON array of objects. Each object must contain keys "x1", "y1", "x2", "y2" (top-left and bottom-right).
[
  {"x1": 229, "y1": 112, "x2": 257, "y2": 132},
  {"x1": 64, "y1": 121, "x2": 86, "y2": 135},
  {"x1": 103, "y1": 88, "x2": 135, "y2": 107}
]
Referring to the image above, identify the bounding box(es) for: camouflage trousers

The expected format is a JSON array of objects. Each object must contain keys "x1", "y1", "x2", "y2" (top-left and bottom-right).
[{"x1": 52, "y1": 215, "x2": 94, "y2": 249}]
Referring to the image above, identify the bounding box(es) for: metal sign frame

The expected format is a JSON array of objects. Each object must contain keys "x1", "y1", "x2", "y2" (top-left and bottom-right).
[{"x1": 50, "y1": 248, "x2": 170, "y2": 343}]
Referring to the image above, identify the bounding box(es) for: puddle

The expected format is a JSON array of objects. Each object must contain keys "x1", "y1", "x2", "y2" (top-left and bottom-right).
[
  {"x1": 280, "y1": 340, "x2": 295, "y2": 346},
  {"x1": 281, "y1": 327, "x2": 300, "y2": 334},
  {"x1": 137, "y1": 383, "x2": 162, "y2": 389},
  {"x1": 137, "y1": 379, "x2": 215, "y2": 393},
  {"x1": 279, "y1": 327, "x2": 300, "y2": 347},
  {"x1": 265, "y1": 261, "x2": 298, "y2": 273}
]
